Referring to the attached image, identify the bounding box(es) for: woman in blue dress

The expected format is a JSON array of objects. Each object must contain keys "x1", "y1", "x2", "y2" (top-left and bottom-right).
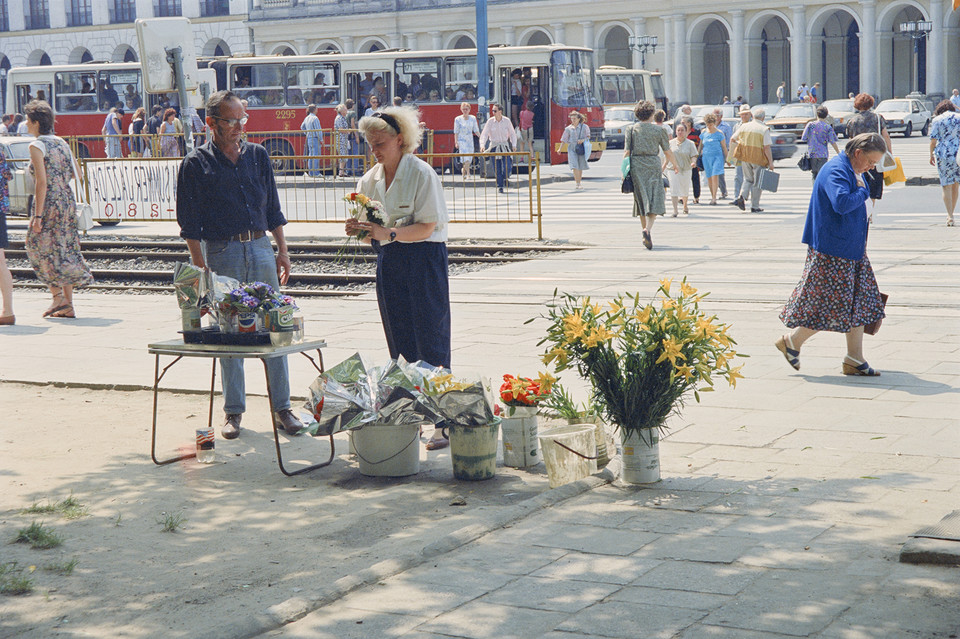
[
  {"x1": 929, "y1": 100, "x2": 960, "y2": 227},
  {"x1": 697, "y1": 113, "x2": 728, "y2": 205}
]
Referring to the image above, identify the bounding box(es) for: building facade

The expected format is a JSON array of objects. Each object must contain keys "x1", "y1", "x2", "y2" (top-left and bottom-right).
[{"x1": 1, "y1": 0, "x2": 958, "y2": 112}]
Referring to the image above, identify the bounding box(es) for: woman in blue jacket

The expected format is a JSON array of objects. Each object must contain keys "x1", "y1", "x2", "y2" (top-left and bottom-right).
[{"x1": 776, "y1": 133, "x2": 887, "y2": 376}]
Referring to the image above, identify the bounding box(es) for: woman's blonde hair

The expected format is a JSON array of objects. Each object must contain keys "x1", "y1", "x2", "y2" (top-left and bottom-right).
[
  {"x1": 569, "y1": 110, "x2": 585, "y2": 123},
  {"x1": 358, "y1": 106, "x2": 423, "y2": 154}
]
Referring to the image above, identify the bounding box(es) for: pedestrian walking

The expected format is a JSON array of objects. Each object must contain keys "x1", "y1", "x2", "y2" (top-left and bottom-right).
[
  {"x1": 928, "y1": 100, "x2": 960, "y2": 227},
  {"x1": 664, "y1": 122, "x2": 696, "y2": 216},
  {"x1": 845, "y1": 93, "x2": 893, "y2": 207},
  {"x1": 797, "y1": 82, "x2": 810, "y2": 102},
  {"x1": 777, "y1": 133, "x2": 888, "y2": 377},
  {"x1": 102, "y1": 107, "x2": 122, "y2": 158},
  {"x1": 0, "y1": 147, "x2": 14, "y2": 325},
  {"x1": 334, "y1": 103, "x2": 351, "y2": 178},
  {"x1": 730, "y1": 106, "x2": 773, "y2": 213},
  {"x1": 300, "y1": 104, "x2": 323, "y2": 178},
  {"x1": 176, "y1": 90, "x2": 303, "y2": 440},
  {"x1": 517, "y1": 101, "x2": 534, "y2": 159},
  {"x1": 683, "y1": 116, "x2": 702, "y2": 204},
  {"x1": 478, "y1": 102, "x2": 517, "y2": 193},
  {"x1": 560, "y1": 111, "x2": 590, "y2": 189},
  {"x1": 128, "y1": 107, "x2": 146, "y2": 158},
  {"x1": 654, "y1": 109, "x2": 673, "y2": 137},
  {"x1": 714, "y1": 108, "x2": 732, "y2": 198},
  {"x1": 776, "y1": 81, "x2": 786, "y2": 105},
  {"x1": 729, "y1": 105, "x2": 752, "y2": 202},
  {"x1": 345, "y1": 98, "x2": 360, "y2": 176},
  {"x1": 800, "y1": 106, "x2": 840, "y2": 179},
  {"x1": 159, "y1": 108, "x2": 180, "y2": 157},
  {"x1": 453, "y1": 102, "x2": 480, "y2": 178},
  {"x1": 698, "y1": 113, "x2": 728, "y2": 205},
  {"x1": 950, "y1": 89, "x2": 960, "y2": 110},
  {"x1": 23, "y1": 100, "x2": 94, "y2": 319},
  {"x1": 0, "y1": 114, "x2": 11, "y2": 135},
  {"x1": 810, "y1": 82, "x2": 820, "y2": 104},
  {"x1": 624, "y1": 100, "x2": 679, "y2": 250},
  {"x1": 344, "y1": 106, "x2": 451, "y2": 449}
]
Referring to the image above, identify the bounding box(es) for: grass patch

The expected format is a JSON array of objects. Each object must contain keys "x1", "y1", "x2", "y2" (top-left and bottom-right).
[
  {"x1": 13, "y1": 522, "x2": 64, "y2": 550},
  {"x1": 157, "y1": 511, "x2": 187, "y2": 533},
  {"x1": 21, "y1": 495, "x2": 88, "y2": 520},
  {"x1": 0, "y1": 563, "x2": 34, "y2": 596},
  {"x1": 42, "y1": 557, "x2": 78, "y2": 575}
]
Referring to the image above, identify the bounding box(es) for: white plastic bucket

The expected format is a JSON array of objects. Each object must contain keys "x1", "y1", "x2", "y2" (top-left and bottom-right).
[
  {"x1": 538, "y1": 424, "x2": 598, "y2": 488},
  {"x1": 352, "y1": 422, "x2": 420, "y2": 477},
  {"x1": 621, "y1": 429, "x2": 661, "y2": 484},
  {"x1": 500, "y1": 406, "x2": 540, "y2": 468},
  {"x1": 449, "y1": 419, "x2": 500, "y2": 481}
]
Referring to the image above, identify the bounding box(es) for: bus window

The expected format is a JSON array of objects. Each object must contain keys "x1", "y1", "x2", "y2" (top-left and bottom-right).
[
  {"x1": 98, "y1": 70, "x2": 141, "y2": 111},
  {"x1": 632, "y1": 75, "x2": 646, "y2": 102},
  {"x1": 650, "y1": 74, "x2": 668, "y2": 112},
  {"x1": 600, "y1": 75, "x2": 618, "y2": 104},
  {"x1": 15, "y1": 84, "x2": 52, "y2": 113},
  {"x1": 617, "y1": 75, "x2": 635, "y2": 104},
  {"x1": 395, "y1": 58, "x2": 442, "y2": 103},
  {"x1": 232, "y1": 64, "x2": 284, "y2": 107},
  {"x1": 550, "y1": 50, "x2": 599, "y2": 108},
  {"x1": 357, "y1": 72, "x2": 390, "y2": 113},
  {"x1": 55, "y1": 72, "x2": 98, "y2": 112},
  {"x1": 443, "y1": 56, "x2": 493, "y2": 102},
  {"x1": 148, "y1": 92, "x2": 180, "y2": 113},
  {"x1": 286, "y1": 62, "x2": 340, "y2": 106}
]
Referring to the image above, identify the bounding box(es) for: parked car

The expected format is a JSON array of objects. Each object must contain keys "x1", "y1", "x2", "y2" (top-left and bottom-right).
[
  {"x1": 0, "y1": 136, "x2": 35, "y2": 217},
  {"x1": 875, "y1": 98, "x2": 931, "y2": 137},
  {"x1": 821, "y1": 99, "x2": 856, "y2": 137},
  {"x1": 769, "y1": 131, "x2": 797, "y2": 162},
  {"x1": 768, "y1": 103, "x2": 833, "y2": 138},
  {"x1": 752, "y1": 103, "x2": 783, "y2": 120},
  {"x1": 602, "y1": 107, "x2": 637, "y2": 149}
]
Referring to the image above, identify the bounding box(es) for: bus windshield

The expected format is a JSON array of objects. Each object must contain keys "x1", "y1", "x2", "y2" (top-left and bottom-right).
[{"x1": 551, "y1": 50, "x2": 599, "y2": 108}]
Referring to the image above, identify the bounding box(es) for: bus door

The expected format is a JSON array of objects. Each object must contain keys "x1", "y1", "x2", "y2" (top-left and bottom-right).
[
  {"x1": 501, "y1": 65, "x2": 550, "y2": 163},
  {"x1": 347, "y1": 71, "x2": 391, "y2": 115},
  {"x1": 14, "y1": 81, "x2": 52, "y2": 114}
]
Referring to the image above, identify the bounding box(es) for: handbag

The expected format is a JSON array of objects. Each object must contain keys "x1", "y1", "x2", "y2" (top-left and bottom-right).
[
  {"x1": 864, "y1": 293, "x2": 889, "y2": 336},
  {"x1": 882, "y1": 157, "x2": 906, "y2": 185},
  {"x1": 798, "y1": 153, "x2": 812, "y2": 171},
  {"x1": 874, "y1": 113, "x2": 898, "y2": 173},
  {"x1": 621, "y1": 173, "x2": 634, "y2": 194},
  {"x1": 575, "y1": 141, "x2": 586, "y2": 155},
  {"x1": 68, "y1": 145, "x2": 95, "y2": 232},
  {"x1": 696, "y1": 155, "x2": 704, "y2": 171}
]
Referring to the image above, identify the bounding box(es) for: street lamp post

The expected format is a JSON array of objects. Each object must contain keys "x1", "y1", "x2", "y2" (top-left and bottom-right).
[
  {"x1": 899, "y1": 20, "x2": 932, "y2": 95},
  {"x1": 627, "y1": 35, "x2": 658, "y2": 69}
]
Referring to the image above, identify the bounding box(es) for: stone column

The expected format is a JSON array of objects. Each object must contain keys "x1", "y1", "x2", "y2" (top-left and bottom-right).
[
  {"x1": 552, "y1": 22, "x2": 566, "y2": 45},
  {"x1": 430, "y1": 31, "x2": 442, "y2": 50},
  {"x1": 388, "y1": 33, "x2": 402, "y2": 49},
  {"x1": 744, "y1": 38, "x2": 765, "y2": 103},
  {"x1": 295, "y1": 38, "x2": 308, "y2": 55},
  {"x1": 405, "y1": 33, "x2": 421, "y2": 50},
  {"x1": 928, "y1": 0, "x2": 943, "y2": 96},
  {"x1": 859, "y1": 0, "x2": 877, "y2": 97},
  {"x1": 580, "y1": 21, "x2": 595, "y2": 50},
  {"x1": 729, "y1": 10, "x2": 745, "y2": 102},
  {"x1": 790, "y1": 5, "x2": 807, "y2": 98},
  {"x1": 661, "y1": 16, "x2": 674, "y2": 99},
  {"x1": 502, "y1": 26, "x2": 516, "y2": 46},
  {"x1": 673, "y1": 14, "x2": 688, "y2": 103},
  {"x1": 342, "y1": 35, "x2": 355, "y2": 54},
  {"x1": 631, "y1": 17, "x2": 646, "y2": 69}
]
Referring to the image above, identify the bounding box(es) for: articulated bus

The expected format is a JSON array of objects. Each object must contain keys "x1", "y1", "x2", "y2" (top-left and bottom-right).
[
  {"x1": 4, "y1": 62, "x2": 214, "y2": 157},
  {"x1": 596, "y1": 65, "x2": 668, "y2": 113},
  {"x1": 6, "y1": 45, "x2": 605, "y2": 167}
]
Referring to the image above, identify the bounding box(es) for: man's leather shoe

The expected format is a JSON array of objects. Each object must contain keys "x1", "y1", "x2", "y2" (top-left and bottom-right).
[
  {"x1": 222, "y1": 414, "x2": 242, "y2": 439},
  {"x1": 276, "y1": 409, "x2": 304, "y2": 435},
  {"x1": 735, "y1": 196, "x2": 745, "y2": 211}
]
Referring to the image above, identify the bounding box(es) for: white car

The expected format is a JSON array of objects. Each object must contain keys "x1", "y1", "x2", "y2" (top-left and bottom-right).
[
  {"x1": 875, "y1": 99, "x2": 931, "y2": 137},
  {"x1": 0, "y1": 136, "x2": 35, "y2": 217}
]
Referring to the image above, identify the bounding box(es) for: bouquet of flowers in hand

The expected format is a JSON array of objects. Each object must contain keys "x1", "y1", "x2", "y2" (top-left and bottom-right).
[{"x1": 345, "y1": 192, "x2": 385, "y2": 241}]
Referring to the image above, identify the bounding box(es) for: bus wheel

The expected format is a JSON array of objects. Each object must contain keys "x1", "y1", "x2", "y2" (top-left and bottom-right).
[
  {"x1": 97, "y1": 220, "x2": 121, "y2": 227},
  {"x1": 264, "y1": 140, "x2": 294, "y2": 175},
  {"x1": 76, "y1": 144, "x2": 92, "y2": 159}
]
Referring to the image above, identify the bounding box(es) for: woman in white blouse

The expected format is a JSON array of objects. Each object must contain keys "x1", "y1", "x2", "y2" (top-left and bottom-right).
[{"x1": 345, "y1": 106, "x2": 452, "y2": 449}]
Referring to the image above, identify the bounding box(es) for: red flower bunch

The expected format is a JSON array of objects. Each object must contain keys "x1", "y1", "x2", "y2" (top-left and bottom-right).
[{"x1": 499, "y1": 373, "x2": 555, "y2": 407}]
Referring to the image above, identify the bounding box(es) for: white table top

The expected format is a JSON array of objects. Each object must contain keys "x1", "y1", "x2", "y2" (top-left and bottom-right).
[{"x1": 148, "y1": 337, "x2": 327, "y2": 359}]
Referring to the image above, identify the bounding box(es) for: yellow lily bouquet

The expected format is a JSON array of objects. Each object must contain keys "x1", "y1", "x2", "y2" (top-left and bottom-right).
[{"x1": 536, "y1": 278, "x2": 744, "y2": 444}]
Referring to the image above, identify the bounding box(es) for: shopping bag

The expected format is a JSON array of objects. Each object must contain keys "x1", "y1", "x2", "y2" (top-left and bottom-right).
[
  {"x1": 76, "y1": 202, "x2": 95, "y2": 232},
  {"x1": 882, "y1": 157, "x2": 906, "y2": 185},
  {"x1": 864, "y1": 293, "x2": 889, "y2": 336},
  {"x1": 756, "y1": 167, "x2": 780, "y2": 192}
]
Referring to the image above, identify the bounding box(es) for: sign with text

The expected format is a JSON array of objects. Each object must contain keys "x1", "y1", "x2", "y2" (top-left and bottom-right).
[{"x1": 84, "y1": 159, "x2": 180, "y2": 221}]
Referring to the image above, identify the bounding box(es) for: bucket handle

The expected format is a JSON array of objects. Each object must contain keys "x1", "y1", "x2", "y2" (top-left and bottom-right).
[
  {"x1": 353, "y1": 429, "x2": 420, "y2": 466},
  {"x1": 553, "y1": 440, "x2": 598, "y2": 460}
]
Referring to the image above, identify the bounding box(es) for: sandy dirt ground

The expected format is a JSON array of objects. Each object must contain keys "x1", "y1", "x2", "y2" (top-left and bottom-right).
[{"x1": 0, "y1": 383, "x2": 558, "y2": 638}]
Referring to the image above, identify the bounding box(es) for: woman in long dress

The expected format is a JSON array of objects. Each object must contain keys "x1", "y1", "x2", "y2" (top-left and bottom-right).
[
  {"x1": 23, "y1": 100, "x2": 94, "y2": 318},
  {"x1": 159, "y1": 108, "x2": 180, "y2": 158},
  {"x1": 664, "y1": 122, "x2": 696, "y2": 217},
  {"x1": 453, "y1": 102, "x2": 479, "y2": 178},
  {"x1": 334, "y1": 103, "x2": 351, "y2": 178},
  {"x1": 928, "y1": 100, "x2": 960, "y2": 227},
  {"x1": 624, "y1": 100, "x2": 678, "y2": 250}
]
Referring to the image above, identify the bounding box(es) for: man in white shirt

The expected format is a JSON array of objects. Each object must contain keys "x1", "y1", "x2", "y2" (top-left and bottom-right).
[
  {"x1": 478, "y1": 102, "x2": 517, "y2": 193},
  {"x1": 951, "y1": 89, "x2": 960, "y2": 109},
  {"x1": 0, "y1": 115, "x2": 9, "y2": 135},
  {"x1": 300, "y1": 104, "x2": 322, "y2": 177},
  {"x1": 796, "y1": 83, "x2": 810, "y2": 102},
  {"x1": 776, "y1": 82, "x2": 786, "y2": 105}
]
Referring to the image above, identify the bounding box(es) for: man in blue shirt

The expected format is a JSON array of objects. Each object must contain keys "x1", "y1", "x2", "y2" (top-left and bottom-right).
[
  {"x1": 102, "y1": 107, "x2": 122, "y2": 158},
  {"x1": 300, "y1": 104, "x2": 323, "y2": 178},
  {"x1": 176, "y1": 90, "x2": 303, "y2": 439}
]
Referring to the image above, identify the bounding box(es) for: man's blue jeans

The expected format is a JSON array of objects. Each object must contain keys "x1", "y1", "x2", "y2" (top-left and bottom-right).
[
  {"x1": 349, "y1": 138, "x2": 359, "y2": 175},
  {"x1": 203, "y1": 235, "x2": 290, "y2": 415},
  {"x1": 306, "y1": 137, "x2": 322, "y2": 177},
  {"x1": 106, "y1": 136, "x2": 122, "y2": 158},
  {"x1": 495, "y1": 154, "x2": 512, "y2": 188}
]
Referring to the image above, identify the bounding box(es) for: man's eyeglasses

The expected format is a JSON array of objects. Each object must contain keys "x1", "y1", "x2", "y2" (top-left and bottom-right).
[
  {"x1": 212, "y1": 115, "x2": 248, "y2": 127},
  {"x1": 491, "y1": 108, "x2": 499, "y2": 113}
]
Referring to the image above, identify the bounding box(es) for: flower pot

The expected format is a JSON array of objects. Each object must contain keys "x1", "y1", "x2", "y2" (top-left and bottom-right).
[
  {"x1": 538, "y1": 424, "x2": 598, "y2": 488},
  {"x1": 352, "y1": 422, "x2": 421, "y2": 477},
  {"x1": 500, "y1": 405, "x2": 540, "y2": 468},
  {"x1": 621, "y1": 429, "x2": 660, "y2": 484},
  {"x1": 449, "y1": 419, "x2": 500, "y2": 481},
  {"x1": 566, "y1": 416, "x2": 610, "y2": 469}
]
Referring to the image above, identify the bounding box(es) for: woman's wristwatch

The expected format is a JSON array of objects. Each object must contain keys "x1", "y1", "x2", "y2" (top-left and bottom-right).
[{"x1": 389, "y1": 229, "x2": 397, "y2": 242}]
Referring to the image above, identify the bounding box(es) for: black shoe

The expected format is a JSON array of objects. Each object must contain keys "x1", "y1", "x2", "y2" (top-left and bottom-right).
[
  {"x1": 735, "y1": 196, "x2": 745, "y2": 211},
  {"x1": 276, "y1": 409, "x2": 304, "y2": 436},
  {"x1": 642, "y1": 230, "x2": 653, "y2": 250},
  {"x1": 498, "y1": 187, "x2": 504, "y2": 193},
  {"x1": 222, "y1": 414, "x2": 242, "y2": 440},
  {"x1": 751, "y1": 207, "x2": 764, "y2": 213}
]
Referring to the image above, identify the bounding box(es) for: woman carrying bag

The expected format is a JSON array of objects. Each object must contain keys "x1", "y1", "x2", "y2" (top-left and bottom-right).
[{"x1": 560, "y1": 111, "x2": 590, "y2": 189}]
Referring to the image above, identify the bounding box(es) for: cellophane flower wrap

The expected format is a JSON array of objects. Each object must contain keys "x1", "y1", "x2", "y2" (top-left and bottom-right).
[
  {"x1": 344, "y1": 192, "x2": 386, "y2": 240},
  {"x1": 537, "y1": 278, "x2": 745, "y2": 443},
  {"x1": 405, "y1": 365, "x2": 497, "y2": 429}
]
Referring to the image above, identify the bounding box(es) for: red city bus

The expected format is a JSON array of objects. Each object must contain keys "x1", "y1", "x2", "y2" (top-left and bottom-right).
[
  {"x1": 206, "y1": 45, "x2": 605, "y2": 168},
  {"x1": 4, "y1": 61, "x2": 214, "y2": 158}
]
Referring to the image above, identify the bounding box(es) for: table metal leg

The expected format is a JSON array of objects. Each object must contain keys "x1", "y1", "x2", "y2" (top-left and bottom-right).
[
  {"x1": 151, "y1": 354, "x2": 197, "y2": 466},
  {"x1": 262, "y1": 357, "x2": 334, "y2": 476}
]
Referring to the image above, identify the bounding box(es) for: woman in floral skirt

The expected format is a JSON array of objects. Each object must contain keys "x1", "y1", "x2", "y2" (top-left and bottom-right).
[
  {"x1": 24, "y1": 100, "x2": 94, "y2": 318},
  {"x1": 776, "y1": 133, "x2": 887, "y2": 376},
  {"x1": 928, "y1": 100, "x2": 960, "y2": 227}
]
